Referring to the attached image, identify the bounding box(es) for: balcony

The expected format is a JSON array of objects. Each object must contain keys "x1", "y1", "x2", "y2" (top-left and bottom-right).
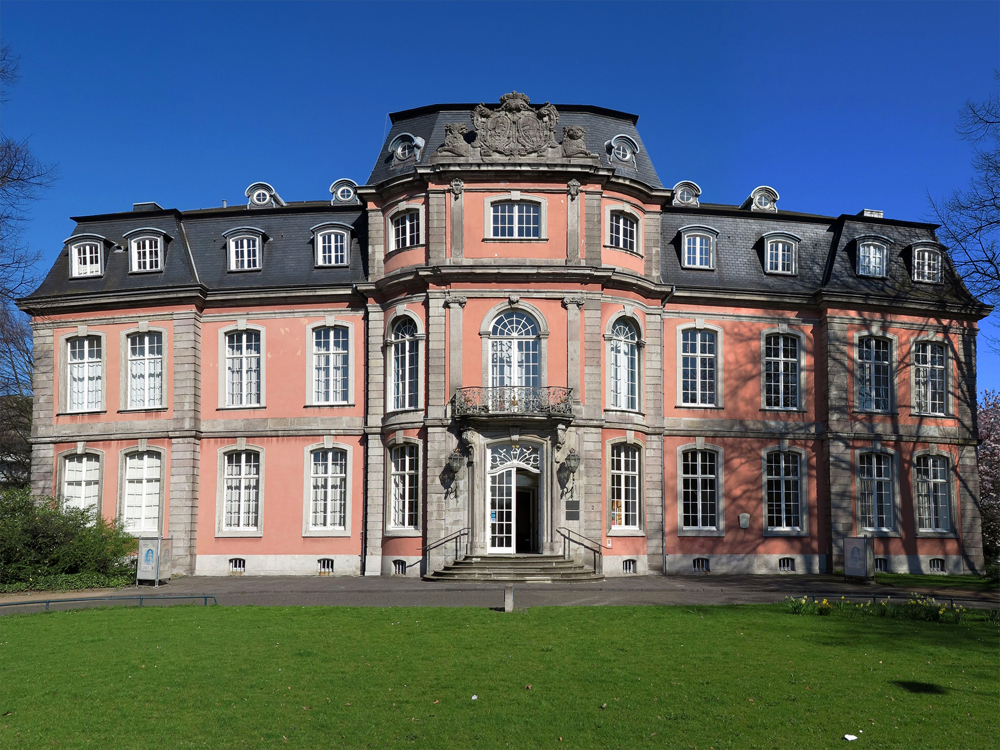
[{"x1": 453, "y1": 386, "x2": 573, "y2": 420}]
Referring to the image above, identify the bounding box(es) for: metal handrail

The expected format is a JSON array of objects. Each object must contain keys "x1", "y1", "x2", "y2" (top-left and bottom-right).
[
  {"x1": 453, "y1": 386, "x2": 573, "y2": 417},
  {"x1": 422, "y1": 527, "x2": 471, "y2": 571},
  {"x1": 0, "y1": 594, "x2": 218, "y2": 613},
  {"x1": 556, "y1": 526, "x2": 603, "y2": 576}
]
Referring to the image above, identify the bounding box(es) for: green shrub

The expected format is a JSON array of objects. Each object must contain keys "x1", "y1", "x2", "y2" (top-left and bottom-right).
[
  {"x1": 0, "y1": 487, "x2": 137, "y2": 586},
  {"x1": 785, "y1": 596, "x2": 814, "y2": 614}
]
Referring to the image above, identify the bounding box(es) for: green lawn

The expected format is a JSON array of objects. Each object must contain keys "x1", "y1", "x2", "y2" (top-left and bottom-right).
[
  {"x1": 1, "y1": 605, "x2": 997, "y2": 749},
  {"x1": 871, "y1": 572, "x2": 999, "y2": 592}
]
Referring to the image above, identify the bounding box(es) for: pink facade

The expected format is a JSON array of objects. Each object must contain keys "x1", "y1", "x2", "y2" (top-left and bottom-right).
[{"x1": 21, "y1": 95, "x2": 988, "y2": 578}]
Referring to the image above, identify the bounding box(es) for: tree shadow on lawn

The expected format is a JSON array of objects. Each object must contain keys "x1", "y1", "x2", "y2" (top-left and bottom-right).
[{"x1": 891, "y1": 681, "x2": 948, "y2": 694}]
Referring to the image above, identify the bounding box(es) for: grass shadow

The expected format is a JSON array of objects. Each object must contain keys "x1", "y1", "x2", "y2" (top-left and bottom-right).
[{"x1": 891, "y1": 680, "x2": 948, "y2": 694}]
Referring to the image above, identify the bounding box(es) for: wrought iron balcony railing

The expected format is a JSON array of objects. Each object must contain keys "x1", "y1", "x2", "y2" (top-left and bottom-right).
[{"x1": 453, "y1": 386, "x2": 573, "y2": 417}]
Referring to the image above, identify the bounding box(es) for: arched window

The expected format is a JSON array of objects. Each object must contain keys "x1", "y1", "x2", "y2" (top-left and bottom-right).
[
  {"x1": 684, "y1": 234, "x2": 713, "y2": 269},
  {"x1": 124, "y1": 451, "x2": 161, "y2": 533},
  {"x1": 609, "y1": 319, "x2": 639, "y2": 411},
  {"x1": 858, "y1": 242, "x2": 887, "y2": 277},
  {"x1": 913, "y1": 247, "x2": 942, "y2": 283},
  {"x1": 490, "y1": 312, "x2": 540, "y2": 388},
  {"x1": 610, "y1": 443, "x2": 640, "y2": 529},
  {"x1": 390, "y1": 318, "x2": 420, "y2": 411},
  {"x1": 317, "y1": 230, "x2": 348, "y2": 266}
]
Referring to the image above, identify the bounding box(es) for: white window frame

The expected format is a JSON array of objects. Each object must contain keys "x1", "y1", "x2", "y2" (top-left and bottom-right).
[
  {"x1": 119, "y1": 448, "x2": 164, "y2": 536},
  {"x1": 304, "y1": 318, "x2": 357, "y2": 407},
  {"x1": 912, "y1": 448, "x2": 957, "y2": 537},
  {"x1": 857, "y1": 240, "x2": 889, "y2": 278},
  {"x1": 386, "y1": 202, "x2": 425, "y2": 251},
  {"x1": 385, "y1": 439, "x2": 421, "y2": 536},
  {"x1": 479, "y1": 301, "x2": 550, "y2": 389},
  {"x1": 124, "y1": 330, "x2": 165, "y2": 410},
  {"x1": 215, "y1": 444, "x2": 264, "y2": 537},
  {"x1": 911, "y1": 339, "x2": 948, "y2": 416},
  {"x1": 311, "y1": 222, "x2": 351, "y2": 267},
  {"x1": 490, "y1": 201, "x2": 542, "y2": 239},
  {"x1": 218, "y1": 323, "x2": 266, "y2": 409},
  {"x1": 68, "y1": 237, "x2": 104, "y2": 278},
  {"x1": 223, "y1": 228, "x2": 266, "y2": 271},
  {"x1": 761, "y1": 447, "x2": 809, "y2": 537},
  {"x1": 676, "y1": 323, "x2": 723, "y2": 408},
  {"x1": 760, "y1": 328, "x2": 806, "y2": 411},
  {"x1": 310, "y1": 325, "x2": 350, "y2": 406},
  {"x1": 762, "y1": 231, "x2": 801, "y2": 275},
  {"x1": 59, "y1": 449, "x2": 103, "y2": 516},
  {"x1": 386, "y1": 313, "x2": 424, "y2": 413},
  {"x1": 854, "y1": 331, "x2": 897, "y2": 414},
  {"x1": 484, "y1": 193, "x2": 549, "y2": 241},
  {"x1": 608, "y1": 440, "x2": 643, "y2": 534},
  {"x1": 854, "y1": 448, "x2": 901, "y2": 535},
  {"x1": 913, "y1": 246, "x2": 943, "y2": 284},
  {"x1": 606, "y1": 315, "x2": 643, "y2": 413},
  {"x1": 678, "y1": 225, "x2": 718, "y2": 270},
  {"x1": 64, "y1": 333, "x2": 105, "y2": 414},
  {"x1": 604, "y1": 203, "x2": 644, "y2": 256},
  {"x1": 302, "y1": 441, "x2": 353, "y2": 537},
  {"x1": 124, "y1": 229, "x2": 168, "y2": 273},
  {"x1": 677, "y1": 443, "x2": 725, "y2": 536}
]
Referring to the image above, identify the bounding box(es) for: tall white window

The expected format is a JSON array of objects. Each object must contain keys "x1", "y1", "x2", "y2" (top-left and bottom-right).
[
  {"x1": 682, "y1": 449, "x2": 717, "y2": 529},
  {"x1": 858, "y1": 453, "x2": 893, "y2": 530},
  {"x1": 229, "y1": 236, "x2": 260, "y2": 270},
  {"x1": 391, "y1": 319, "x2": 419, "y2": 411},
  {"x1": 764, "y1": 334, "x2": 799, "y2": 409},
  {"x1": 913, "y1": 248, "x2": 942, "y2": 283},
  {"x1": 766, "y1": 451, "x2": 801, "y2": 530},
  {"x1": 492, "y1": 202, "x2": 540, "y2": 239},
  {"x1": 224, "y1": 451, "x2": 260, "y2": 530},
  {"x1": 313, "y1": 327, "x2": 349, "y2": 404},
  {"x1": 857, "y1": 337, "x2": 891, "y2": 412},
  {"x1": 71, "y1": 242, "x2": 102, "y2": 277},
  {"x1": 913, "y1": 342, "x2": 945, "y2": 415},
  {"x1": 684, "y1": 234, "x2": 713, "y2": 268},
  {"x1": 69, "y1": 336, "x2": 102, "y2": 412},
  {"x1": 490, "y1": 312, "x2": 540, "y2": 388},
  {"x1": 609, "y1": 213, "x2": 637, "y2": 252},
  {"x1": 392, "y1": 212, "x2": 420, "y2": 249},
  {"x1": 766, "y1": 240, "x2": 795, "y2": 274},
  {"x1": 226, "y1": 331, "x2": 261, "y2": 407},
  {"x1": 124, "y1": 451, "x2": 160, "y2": 533},
  {"x1": 318, "y1": 231, "x2": 347, "y2": 266},
  {"x1": 131, "y1": 237, "x2": 161, "y2": 272},
  {"x1": 390, "y1": 444, "x2": 419, "y2": 529},
  {"x1": 858, "y1": 242, "x2": 887, "y2": 277},
  {"x1": 63, "y1": 454, "x2": 100, "y2": 513},
  {"x1": 915, "y1": 455, "x2": 950, "y2": 531},
  {"x1": 128, "y1": 332, "x2": 163, "y2": 409},
  {"x1": 310, "y1": 449, "x2": 347, "y2": 530},
  {"x1": 609, "y1": 319, "x2": 639, "y2": 411},
  {"x1": 610, "y1": 444, "x2": 640, "y2": 529},
  {"x1": 681, "y1": 329, "x2": 716, "y2": 405}
]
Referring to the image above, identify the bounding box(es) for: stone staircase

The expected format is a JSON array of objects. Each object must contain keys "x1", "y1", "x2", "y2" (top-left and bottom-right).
[{"x1": 424, "y1": 554, "x2": 603, "y2": 583}]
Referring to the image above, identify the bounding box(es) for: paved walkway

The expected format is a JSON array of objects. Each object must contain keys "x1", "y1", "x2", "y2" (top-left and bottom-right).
[{"x1": 2, "y1": 574, "x2": 996, "y2": 614}]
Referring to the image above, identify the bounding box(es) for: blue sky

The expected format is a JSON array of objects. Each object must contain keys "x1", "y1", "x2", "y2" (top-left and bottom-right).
[{"x1": 4, "y1": 1, "x2": 999, "y2": 387}]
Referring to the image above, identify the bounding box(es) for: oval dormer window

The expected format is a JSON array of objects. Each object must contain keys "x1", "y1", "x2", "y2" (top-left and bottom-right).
[{"x1": 251, "y1": 189, "x2": 270, "y2": 206}]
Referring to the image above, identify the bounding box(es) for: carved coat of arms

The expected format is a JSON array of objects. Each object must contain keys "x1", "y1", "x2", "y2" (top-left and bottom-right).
[{"x1": 471, "y1": 92, "x2": 559, "y2": 158}]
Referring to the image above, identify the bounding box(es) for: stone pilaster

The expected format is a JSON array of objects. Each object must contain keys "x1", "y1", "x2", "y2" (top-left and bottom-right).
[
  {"x1": 644, "y1": 307, "x2": 664, "y2": 569},
  {"x1": 566, "y1": 180, "x2": 581, "y2": 265},
  {"x1": 364, "y1": 304, "x2": 386, "y2": 574},
  {"x1": 562, "y1": 297, "x2": 585, "y2": 410},
  {"x1": 643, "y1": 209, "x2": 661, "y2": 280},
  {"x1": 427, "y1": 191, "x2": 447, "y2": 265},
  {"x1": 583, "y1": 297, "x2": 603, "y2": 420},
  {"x1": 445, "y1": 296, "x2": 466, "y2": 399},
  {"x1": 30, "y1": 324, "x2": 55, "y2": 497},
  {"x1": 958, "y1": 326, "x2": 985, "y2": 572},
  {"x1": 367, "y1": 208, "x2": 385, "y2": 281},
  {"x1": 449, "y1": 179, "x2": 464, "y2": 260},
  {"x1": 168, "y1": 437, "x2": 200, "y2": 574},
  {"x1": 584, "y1": 191, "x2": 602, "y2": 267},
  {"x1": 427, "y1": 294, "x2": 447, "y2": 420}
]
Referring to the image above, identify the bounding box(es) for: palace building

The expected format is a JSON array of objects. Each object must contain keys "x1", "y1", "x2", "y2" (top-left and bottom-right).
[{"x1": 20, "y1": 93, "x2": 989, "y2": 579}]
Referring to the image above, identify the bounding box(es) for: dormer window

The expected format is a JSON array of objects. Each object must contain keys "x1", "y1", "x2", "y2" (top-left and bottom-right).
[
  {"x1": 679, "y1": 226, "x2": 718, "y2": 270},
  {"x1": 70, "y1": 240, "x2": 103, "y2": 278},
  {"x1": 223, "y1": 227, "x2": 266, "y2": 271},
  {"x1": 672, "y1": 181, "x2": 701, "y2": 207},
  {"x1": 124, "y1": 228, "x2": 170, "y2": 274},
  {"x1": 388, "y1": 133, "x2": 425, "y2": 165},
  {"x1": 913, "y1": 246, "x2": 942, "y2": 283},
  {"x1": 311, "y1": 222, "x2": 351, "y2": 267},
  {"x1": 744, "y1": 186, "x2": 779, "y2": 213},
  {"x1": 762, "y1": 232, "x2": 801, "y2": 275},
  {"x1": 606, "y1": 134, "x2": 639, "y2": 165},
  {"x1": 858, "y1": 241, "x2": 888, "y2": 278},
  {"x1": 329, "y1": 179, "x2": 358, "y2": 204},
  {"x1": 244, "y1": 182, "x2": 285, "y2": 209}
]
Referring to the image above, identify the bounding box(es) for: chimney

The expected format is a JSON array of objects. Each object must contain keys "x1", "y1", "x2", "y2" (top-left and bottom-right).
[
  {"x1": 861, "y1": 209, "x2": 883, "y2": 219},
  {"x1": 222, "y1": 200, "x2": 228, "y2": 208}
]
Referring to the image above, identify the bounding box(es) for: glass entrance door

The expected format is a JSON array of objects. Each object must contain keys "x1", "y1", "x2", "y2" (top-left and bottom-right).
[{"x1": 489, "y1": 469, "x2": 514, "y2": 552}]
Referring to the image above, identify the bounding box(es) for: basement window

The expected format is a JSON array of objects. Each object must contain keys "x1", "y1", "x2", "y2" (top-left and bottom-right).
[
  {"x1": 622, "y1": 559, "x2": 637, "y2": 575},
  {"x1": 393, "y1": 559, "x2": 407, "y2": 576},
  {"x1": 318, "y1": 558, "x2": 335, "y2": 576},
  {"x1": 229, "y1": 558, "x2": 246, "y2": 575},
  {"x1": 778, "y1": 557, "x2": 795, "y2": 572},
  {"x1": 692, "y1": 557, "x2": 710, "y2": 573}
]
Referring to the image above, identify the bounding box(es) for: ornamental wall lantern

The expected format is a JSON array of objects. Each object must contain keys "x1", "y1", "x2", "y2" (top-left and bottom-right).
[
  {"x1": 448, "y1": 450, "x2": 466, "y2": 474},
  {"x1": 563, "y1": 448, "x2": 581, "y2": 474}
]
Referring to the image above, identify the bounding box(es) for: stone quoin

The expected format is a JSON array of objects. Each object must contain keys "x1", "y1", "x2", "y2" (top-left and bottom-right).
[{"x1": 19, "y1": 93, "x2": 989, "y2": 579}]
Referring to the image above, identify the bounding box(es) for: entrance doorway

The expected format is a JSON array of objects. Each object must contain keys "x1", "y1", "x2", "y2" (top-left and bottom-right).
[{"x1": 487, "y1": 443, "x2": 542, "y2": 555}]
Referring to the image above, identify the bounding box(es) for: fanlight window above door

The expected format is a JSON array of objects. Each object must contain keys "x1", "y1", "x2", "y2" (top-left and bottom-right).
[{"x1": 489, "y1": 443, "x2": 540, "y2": 472}]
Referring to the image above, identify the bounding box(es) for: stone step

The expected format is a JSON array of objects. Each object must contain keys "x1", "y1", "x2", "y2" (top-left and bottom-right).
[{"x1": 425, "y1": 554, "x2": 602, "y2": 583}]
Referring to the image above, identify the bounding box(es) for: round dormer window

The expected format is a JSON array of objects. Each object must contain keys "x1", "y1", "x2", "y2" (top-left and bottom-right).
[
  {"x1": 678, "y1": 188, "x2": 694, "y2": 204},
  {"x1": 336, "y1": 185, "x2": 355, "y2": 202},
  {"x1": 612, "y1": 142, "x2": 632, "y2": 161},
  {"x1": 251, "y1": 189, "x2": 270, "y2": 206},
  {"x1": 395, "y1": 141, "x2": 414, "y2": 160},
  {"x1": 755, "y1": 193, "x2": 772, "y2": 209}
]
